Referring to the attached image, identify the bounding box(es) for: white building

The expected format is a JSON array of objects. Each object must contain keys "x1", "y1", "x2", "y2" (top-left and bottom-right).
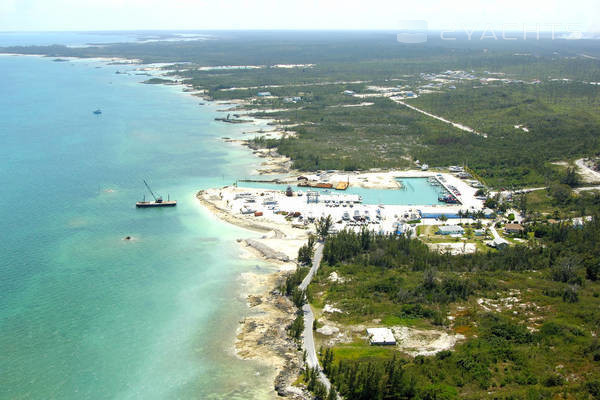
[
  {"x1": 366, "y1": 328, "x2": 396, "y2": 345},
  {"x1": 437, "y1": 225, "x2": 465, "y2": 235}
]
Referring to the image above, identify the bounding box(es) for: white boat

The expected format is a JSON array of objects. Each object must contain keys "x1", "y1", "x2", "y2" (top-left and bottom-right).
[
  {"x1": 342, "y1": 211, "x2": 350, "y2": 221},
  {"x1": 240, "y1": 206, "x2": 256, "y2": 214},
  {"x1": 262, "y1": 197, "x2": 277, "y2": 205}
]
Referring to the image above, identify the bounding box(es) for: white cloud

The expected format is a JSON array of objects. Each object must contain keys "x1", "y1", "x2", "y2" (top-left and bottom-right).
[
  {"x1": 1, "y1": 0, "x2": 598, "y2": 32},
  {"x1": 0, "y1": 0, "x2": 17, "y2": 18}
]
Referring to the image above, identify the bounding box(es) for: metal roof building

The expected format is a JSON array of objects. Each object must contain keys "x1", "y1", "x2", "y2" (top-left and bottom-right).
[{"x1": 437, "y1": 225, "x2": 465, "y2": 235}]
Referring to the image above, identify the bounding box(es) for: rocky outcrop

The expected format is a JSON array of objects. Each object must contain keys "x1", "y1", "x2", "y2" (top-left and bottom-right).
[{"x1": 243, "y1": 239, "x2": 290, "y2": 262}]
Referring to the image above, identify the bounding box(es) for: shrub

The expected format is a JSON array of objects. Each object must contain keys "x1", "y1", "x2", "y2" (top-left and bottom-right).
[
  {"x1": 550, "y1": 258, "x2": 579, "y2": 284},
  {"x1": 586, "y1": 262, "x2": 600, "y2": 281},
  {"x1": 288, "y1": 314, "x2": 304, "y2": 340},
  {"x1": 562, "y1": 286, "x2": 579, "y2": 303},
  {"x1": 543, "y1": 374, "x2": 564, "y2": 387}
]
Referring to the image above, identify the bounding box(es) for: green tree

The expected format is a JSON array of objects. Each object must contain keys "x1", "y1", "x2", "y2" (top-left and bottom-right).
[
  {"x1": 316, "y1": 215, "x2": 333, "y2": 240},
  {"x1": 326, "y1": 388, "x2": 337, "y2": 400},
  {"x1": 517, "y1": 194, "x2": 528, "y2": 218},
  {"x1": 562, "y1": 286, "x2": 579, "y2": 303},
  {"x1": 314, "y1": 381, "x2": 327, "y2": 400},
  {"x1": 288, "y1": 314, "x2": 304, "y2": 340},
  {"x1": 292, "y1": 288, "x2": 306, "y2": 308},
  {"x1": 560, "y1": 167, "x2": 580, "y2": 187},
  {"x1": 549, "y1": 184, "x2": 572, "y2": 205},
  {"x1": 298, "y1": 235, "x2": 316, "y2": 265}
]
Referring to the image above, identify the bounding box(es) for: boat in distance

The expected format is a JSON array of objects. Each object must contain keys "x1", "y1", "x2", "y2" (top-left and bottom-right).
[{"x1": 136, "y1": 180, "x2": 177, "y2": 208}]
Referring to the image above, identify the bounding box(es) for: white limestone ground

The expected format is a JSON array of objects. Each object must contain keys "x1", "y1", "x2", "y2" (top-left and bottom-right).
[
  {"x1": 392, "y1": 326, "x2": 465, "y2": 357},
  {"x1": 576, "y1": 158, "x2": 600, "y2": 184}
]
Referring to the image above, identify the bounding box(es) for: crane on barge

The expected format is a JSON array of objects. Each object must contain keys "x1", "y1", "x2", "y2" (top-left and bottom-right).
[{"x1": 136, "y1": 180, "x2": 177, "y2": 208}]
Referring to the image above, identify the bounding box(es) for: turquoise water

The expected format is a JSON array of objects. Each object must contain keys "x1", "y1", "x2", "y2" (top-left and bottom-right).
[
  {"x1": 0, "y1": 55, "x2": 278, "y2": 399},
  {"x1": 241, "y1": 177, "x2": 448, "y2": 205}
]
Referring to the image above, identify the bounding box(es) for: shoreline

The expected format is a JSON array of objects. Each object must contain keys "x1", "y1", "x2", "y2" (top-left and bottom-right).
[
  {"x1": 3, "y1": 52, "x2": 485, "y2": 396},
  {"x1": 132, "y1": 57, "x2": 310, "y2": 396},
  {"x1": 196, "y1": 190, "x2": 311, "y2": 399},
  {"x1": 3, "y1": 51, "x2": 305, "y2": 397}
]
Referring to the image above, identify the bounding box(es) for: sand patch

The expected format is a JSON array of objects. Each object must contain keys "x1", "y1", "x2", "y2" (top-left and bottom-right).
[{"x1": 392, "y1": 326, "x2": 465, "y2": 357}]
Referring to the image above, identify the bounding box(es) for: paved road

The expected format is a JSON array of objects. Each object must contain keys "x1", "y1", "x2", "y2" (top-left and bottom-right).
[
  {"x1": 299, "y1": 243, "x2": 331, "y2": 391},
  {"x1": 299, "y1": 243, "x2": 323, "y2": 291},
  {"x1": 575, "y1": 185, "x2": 600, "y2": 193},
  {"x1": 490, "y1": 226, "x2": 501, "y2": 241}
]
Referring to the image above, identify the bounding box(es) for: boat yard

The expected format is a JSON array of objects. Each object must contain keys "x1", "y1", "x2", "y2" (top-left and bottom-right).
[{"x1": 200, "y1": 169, "x2": 489, "y2": 239}]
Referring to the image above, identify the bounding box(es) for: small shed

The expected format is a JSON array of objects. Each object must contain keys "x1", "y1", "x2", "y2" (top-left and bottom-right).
[
  {"x1": 437, "y1": 225, "x2": 465, "y2": 235},
  {"x1": 490, "y1": 238, "x2": 509, "y2": 250},
  {"x1": 366, "y1": 328, "x2": 396, "y2": 346},
  {"x1": 257, "y1": 91, "x2": 272, "y2": 97}
]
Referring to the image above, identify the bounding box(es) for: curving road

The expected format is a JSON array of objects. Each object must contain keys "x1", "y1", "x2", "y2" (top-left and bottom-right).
[{"x1": 299, "y1": 243, "x2": 331, "y2": 391}]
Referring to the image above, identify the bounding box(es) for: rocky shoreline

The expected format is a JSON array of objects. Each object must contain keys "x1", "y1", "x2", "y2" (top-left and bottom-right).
[
  {"x1": 197, "y1": 190, "x2": 311, "y2": 399},
  {"x1": 237, "y1": 274, "x2": 307, "y2": 399}
]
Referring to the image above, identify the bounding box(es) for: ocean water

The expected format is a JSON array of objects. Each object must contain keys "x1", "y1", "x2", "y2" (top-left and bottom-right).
[{"x1": 0, "y1": 54, "x2": 278, "y2": 399}]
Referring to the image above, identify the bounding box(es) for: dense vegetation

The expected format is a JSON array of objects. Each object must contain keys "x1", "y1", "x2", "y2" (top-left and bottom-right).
[
  {"x1": 9, "y1": 32, "x2": 600, "y2": 397},
  {"x1": 4, "y1": 32, "x2": 600, "y2": 187},
  {"x1": 309, "y1": 223, "x2": 600, "y2": 398}
]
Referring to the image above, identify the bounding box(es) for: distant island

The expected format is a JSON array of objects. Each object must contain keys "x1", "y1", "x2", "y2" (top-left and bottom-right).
[{"x1": 142, "y1": 77, "x2": 176, "y2": 85}]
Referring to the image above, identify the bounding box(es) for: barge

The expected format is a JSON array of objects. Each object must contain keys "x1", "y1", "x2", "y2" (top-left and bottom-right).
[{"x1": 136, "y1": 180, "x2": 177, "y2": 208}]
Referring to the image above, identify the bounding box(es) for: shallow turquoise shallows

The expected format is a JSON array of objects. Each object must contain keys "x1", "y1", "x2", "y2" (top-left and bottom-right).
[
  {"x1": 240, "y1": 177, "x2": 447, "y2": 205},
  {"x1": 0, "y1": 54, "x2": 278, "y2": 399}
]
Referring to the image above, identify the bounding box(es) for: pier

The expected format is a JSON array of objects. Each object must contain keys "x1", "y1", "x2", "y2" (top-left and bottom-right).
[{"x1": 432, "y1": 175, "x2": 463, "y2": 205}]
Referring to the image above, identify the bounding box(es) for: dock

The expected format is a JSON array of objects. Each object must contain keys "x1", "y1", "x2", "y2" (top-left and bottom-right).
[
  {"x1": 298, "y1": 181, "x2": 333, "y2": 189},
  {"x1": 433, "y1": 176, "x2": 463, "y2": 205},
  {"x1": 334, "y1": 181, "x2": 349, "y2": 190}
]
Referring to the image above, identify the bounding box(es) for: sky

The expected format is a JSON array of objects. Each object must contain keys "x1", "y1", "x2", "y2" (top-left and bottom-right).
[{"x1": 0, "y1": 0, "x2": 599, "y2": 33}]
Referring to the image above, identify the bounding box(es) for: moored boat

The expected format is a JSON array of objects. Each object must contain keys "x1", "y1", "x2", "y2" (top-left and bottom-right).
[{"x1": 136, "y1": 180, "x2": 177, "y2": 208}]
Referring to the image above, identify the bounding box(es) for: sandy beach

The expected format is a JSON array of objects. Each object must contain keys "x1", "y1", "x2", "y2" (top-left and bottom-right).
[
  {"x1": 195, "y1": 161, "x2": 487, "y2": 394},
  {"x1": 181, "y1": 61, "x2": 487, "y2": 396},
  {"x1": 196, "y1": 190, "x2": 311, "y2": 398}
]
